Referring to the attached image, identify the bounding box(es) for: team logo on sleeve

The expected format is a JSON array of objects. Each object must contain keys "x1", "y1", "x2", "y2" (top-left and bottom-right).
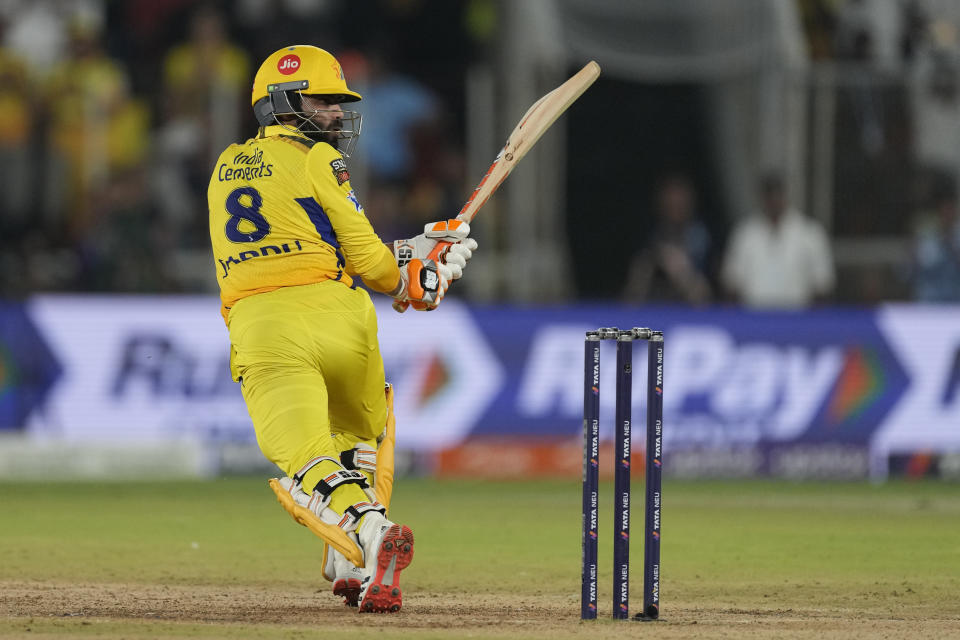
[
  {"x1": 330, "y1": 159, "x2": 350, "y2": 185},
  {"x1": 346, "y1": 189, "x2": 363, "y2": 212}
]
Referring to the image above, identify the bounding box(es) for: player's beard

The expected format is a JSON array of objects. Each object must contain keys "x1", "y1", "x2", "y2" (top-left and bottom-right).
[{"x1": 302, "y1": 115, "x2": 342, "y2": 148}]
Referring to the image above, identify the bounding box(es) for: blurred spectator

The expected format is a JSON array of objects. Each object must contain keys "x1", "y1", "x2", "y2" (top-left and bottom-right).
[
  {"x1": 909, "y1": 15, "x2": 960, "y2": 183},
  {"x1": 900, "y1": 0, "x2": 929, "y2": 62},
  {"x1": 36, "y1": 17, "x2": 154, "y2": 293},
  {"x1": 2, "y1": 0, "x2": 70, "y2": 75},
  {"x1": 42, "y1": 18, "x2": 149, "y2": 243},
  {"x1": 833, "y1": 0, "x2": 915, "y2": 157},
  {"x1": 912, "y1": 178, "x2": 960, "y2": 302},
  {"x1": 162, "y1": 3, "x2": 249, "y2": 154},
  {"x1": 834, "y1": 0, "x2": 905, "y2": 71},
  {"x1": 622, "y1": 173, "x2": 712, "y2": 304},
  {"x1": 155, "y1": 3, "x2": 249, "y2": 250},
  {"x1": 354, "y1": 49, "x2": 438, "y2": 183},
  {"x1": 722, "y1": 172, "x2": 835, "y2": 309},
  {"x1": 797, "y1": 0, "x2": 839, "y2": 61},
  {"x1": 343, "y1": 48, "x2": 456, "y2": 240},
  {"x1": 0, "y1": 16, "x2": 36, "y2": 240}
]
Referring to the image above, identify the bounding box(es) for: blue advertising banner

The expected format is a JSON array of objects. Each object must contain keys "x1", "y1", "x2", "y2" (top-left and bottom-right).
[
  {"x1": 467, "y1": 306, "x2": 909, "y2": 448},
  {"x1": 8, "y1": 296, "x2": 960, "y2": 479},
  {"x1": 0, "y1": 303, "x2": 61, "y2": 430}
]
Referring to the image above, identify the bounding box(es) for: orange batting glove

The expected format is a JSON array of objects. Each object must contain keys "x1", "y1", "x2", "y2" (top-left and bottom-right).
[{"x1": 390, "y1": 258, "x2": 452, "y2": 312}]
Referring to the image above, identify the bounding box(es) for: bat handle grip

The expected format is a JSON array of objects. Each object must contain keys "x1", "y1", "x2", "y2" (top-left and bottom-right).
[{"x1": 426, "y1": 239, "x2": 453, "y2": 263}]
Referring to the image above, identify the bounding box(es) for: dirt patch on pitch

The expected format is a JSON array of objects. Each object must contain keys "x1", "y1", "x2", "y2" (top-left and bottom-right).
[{"x1": 2, "y1": 581, "x2": 960, "y2": 639}]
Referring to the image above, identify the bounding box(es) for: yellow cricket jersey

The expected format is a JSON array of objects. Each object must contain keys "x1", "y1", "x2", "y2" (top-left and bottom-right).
[{"x1": 208, "y1": 125, "x2": 400, "y2": 323}]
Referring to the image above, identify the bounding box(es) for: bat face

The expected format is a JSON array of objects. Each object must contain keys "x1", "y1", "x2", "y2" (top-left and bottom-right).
[
  {"x1": 396, "y1": 62, "x2": 600, "y2": 311},
  {"x1": 454, "y1": 61, "x2": 601, "y2": 225}
]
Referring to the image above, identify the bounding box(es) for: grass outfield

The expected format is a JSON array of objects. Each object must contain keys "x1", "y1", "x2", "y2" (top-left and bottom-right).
[{"x1": 1, "y1": 477, "x2": 959, "y2": 639}]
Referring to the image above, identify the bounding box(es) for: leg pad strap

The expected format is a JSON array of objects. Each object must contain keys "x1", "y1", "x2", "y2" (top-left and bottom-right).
[
  {"x1": 339, "y1": 500, "x2": 386, "y2": 530},
  {"x1": 312, "y1": 469, "x2": 369, "y2": 496},
  {"x1": 340, "y1": 445, "x2": 377, "y2": 473}
]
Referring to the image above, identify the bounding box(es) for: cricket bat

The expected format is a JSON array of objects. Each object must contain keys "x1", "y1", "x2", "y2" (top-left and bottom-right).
[{"x1": 396, "y1": 60, "x2": 601, "y2": 311}]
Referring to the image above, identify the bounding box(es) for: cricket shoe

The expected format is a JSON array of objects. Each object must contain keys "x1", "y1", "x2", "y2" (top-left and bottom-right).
[
  {"x1": 333, "y1": 571, "x2": 364, "y2": 607},
  {"x1": 356, "y1": 512, "x2": 414, "y2": 613},
  {"x1": 324, "y1": 542, "x2": 365, "y2": 607}
]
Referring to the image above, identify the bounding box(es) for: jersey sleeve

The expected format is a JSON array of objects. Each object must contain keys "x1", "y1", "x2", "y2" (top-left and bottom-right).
[{"x1": 304, "y1": 144, "x2": 400, "y2": 294}]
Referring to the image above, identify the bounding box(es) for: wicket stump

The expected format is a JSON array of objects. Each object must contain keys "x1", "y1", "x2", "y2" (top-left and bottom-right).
[{"x1": 580, "y1": 327, "x2": 663, "y2": 621}]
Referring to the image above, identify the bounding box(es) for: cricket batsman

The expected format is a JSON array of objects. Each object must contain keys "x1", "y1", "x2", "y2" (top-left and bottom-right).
[{"x1": 207, "y1": 45, "x2": 477, "y2": 613}]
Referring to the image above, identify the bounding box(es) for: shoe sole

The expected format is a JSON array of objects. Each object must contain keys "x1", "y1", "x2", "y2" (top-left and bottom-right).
[
  {"x1": 333, "y1": 578, "x2": 361, "y2": 607},
  {"x1": 358, "y1": 524, "x2": 414, "y2": 613}
]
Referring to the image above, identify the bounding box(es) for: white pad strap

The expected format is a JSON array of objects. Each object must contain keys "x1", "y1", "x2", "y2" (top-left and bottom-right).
[
  {"x1": 306, "y1": 469, "x2": 368, "y2": 513},
  {"x1": 338, "y1": 500, "x2": 386, "y2": 532},
  {"x1": 311, "y1": 469, "x2": 370, "y2": 495},
  {"x1": 340, "y1": 443, "x2": 377, "y2": 474},
  {"x1": 292, "y1": 455, "x2": 340, "y2": 488},
  {"x1": 293, "y1": 455, "x2": 372, "y2": 515}
]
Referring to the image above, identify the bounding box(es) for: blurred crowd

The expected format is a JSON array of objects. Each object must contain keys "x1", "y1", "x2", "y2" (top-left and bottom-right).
[
  {"x1": 0, "y1": 0, "x2": 485, "y2": 296},
  {"x1": 623, "y1": 0, "x2": 960, "y2": 308},
  {"x1": 1, "y1": 0, "x2": 959, "y2": 307}
]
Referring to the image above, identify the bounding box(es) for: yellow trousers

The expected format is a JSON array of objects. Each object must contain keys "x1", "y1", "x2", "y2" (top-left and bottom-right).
[{"x1": 228, "y1": 280, "x2": 386, "y2": 506}]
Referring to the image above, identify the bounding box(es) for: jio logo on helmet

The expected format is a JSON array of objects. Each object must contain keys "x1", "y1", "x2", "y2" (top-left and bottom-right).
[{"x1": 277, "y1": 54, "x2": 300, "y2": 75}]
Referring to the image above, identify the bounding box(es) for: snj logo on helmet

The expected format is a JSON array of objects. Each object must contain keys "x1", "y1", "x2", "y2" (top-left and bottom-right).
[{"x1": 277, "y1": 54, "x2": 301, "y2": 75}]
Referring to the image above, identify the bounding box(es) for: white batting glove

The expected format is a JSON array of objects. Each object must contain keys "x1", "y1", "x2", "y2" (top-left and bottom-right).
[
  {"x1": 394, "y1": 220, "x2": 477, "y2": 280},
  {"x1": 443, "y1": 238, "x2": 478, "y2": 280}
]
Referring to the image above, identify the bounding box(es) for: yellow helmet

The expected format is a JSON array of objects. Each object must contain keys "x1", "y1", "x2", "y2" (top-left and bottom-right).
[
  {"x1": 251, "y1": 45, "x2": 363, "y2": 155},
  {"x1": 251, "y1": 45, "x2": 361, "y2": 108}
]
